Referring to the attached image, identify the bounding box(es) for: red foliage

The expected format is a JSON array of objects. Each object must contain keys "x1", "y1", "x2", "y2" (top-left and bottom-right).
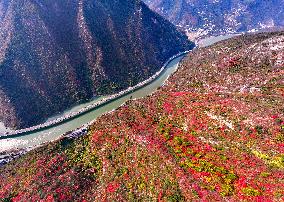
[{"x1": 106, "y1": 182, "x2": 120, "y2": 193}]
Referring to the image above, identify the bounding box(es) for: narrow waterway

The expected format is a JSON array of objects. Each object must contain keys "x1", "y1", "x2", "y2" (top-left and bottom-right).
[
  {"x1": 197, "y1": 34, "x2": 241, "y2": 47},
  {"x1": 0, "y1": 55, "x2": 185, "y2": 152},
  {"x1": 0, "y1": 34, "x2": 239, "y2": 152}
]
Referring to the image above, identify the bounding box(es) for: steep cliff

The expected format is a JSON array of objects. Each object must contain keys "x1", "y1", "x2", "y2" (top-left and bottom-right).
[{"x1": 0, "y1": 0, "x2": 193, "y2": 129}]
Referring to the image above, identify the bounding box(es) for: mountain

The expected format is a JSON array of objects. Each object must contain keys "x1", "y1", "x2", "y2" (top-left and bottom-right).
[
  {"x1": 0, "y1": 0, "x2": 193, "y2": 129},
  {"x1": 144, "y1": 0, "x2": 284, "y2": 39},
  {"x1": 1, "y1": 32, "x2": 283, "y2": 201}
]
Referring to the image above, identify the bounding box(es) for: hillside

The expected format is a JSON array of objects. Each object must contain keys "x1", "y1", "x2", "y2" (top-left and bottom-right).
[
  {"x1": 144, "y1": 0, "x2": 284, "y2": 39},
  {"x1": 0, "y1": 0, "x2": 193, "y2": 129},
  {"x1": 0, "y1": 32, "x2": 283, "y2": 201}
]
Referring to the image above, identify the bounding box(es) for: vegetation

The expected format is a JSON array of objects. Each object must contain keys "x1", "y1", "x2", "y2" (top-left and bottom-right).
[
  {"x1": 0, "y1": 32, "x2": 283, "y2": 201},
  {"x1": 0, "y1": 0, "x2": 193, "y2": 129}
]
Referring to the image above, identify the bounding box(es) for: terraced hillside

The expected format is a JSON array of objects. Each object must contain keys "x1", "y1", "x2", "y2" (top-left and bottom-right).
[{"x1": 0, "y1": 32, "x2": 283, "y2": 201}]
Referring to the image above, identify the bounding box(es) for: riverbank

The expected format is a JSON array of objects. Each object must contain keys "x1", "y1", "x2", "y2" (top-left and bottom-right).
[
  {"x1": 0, "y1": 51, "x2": 191, "y2": 166},
  {"x1": 0, "y1": 34, "x2": 241, "y2": 164},
  {"x1": 2, "y1": 31, "x2": 283, "y2": 201},
  {"x1": 0, "y1": 51, "x2": 191, "y2": 139},
  {"x1": 0, "y1": 126, "x2": 89, "y2": 166}
]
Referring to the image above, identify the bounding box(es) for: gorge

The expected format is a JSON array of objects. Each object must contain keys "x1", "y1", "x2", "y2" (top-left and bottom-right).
[{"x1": 0, "y1": 0, "x2": 193, "y2": 129}]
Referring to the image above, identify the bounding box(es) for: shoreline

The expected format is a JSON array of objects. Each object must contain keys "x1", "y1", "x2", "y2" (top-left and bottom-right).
[
  {"x1": 0, "y1": 50, "x2": 192, "y2": 139},
  {"x1": 0, "y1": 50, "x2": 192, "y2": 166}
]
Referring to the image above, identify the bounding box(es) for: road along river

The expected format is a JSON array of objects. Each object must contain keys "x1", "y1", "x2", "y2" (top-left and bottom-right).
[{"x1": 0, "y1": 34, "x2": 240, "y2": 153}]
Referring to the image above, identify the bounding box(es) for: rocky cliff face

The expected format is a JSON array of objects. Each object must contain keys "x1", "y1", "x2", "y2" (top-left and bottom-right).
[
  {"x1": 144, "y1": 0, "x2": 284, "y2": 39},
  {"x1": 0, "y1": 0, "x2": 193, "y2": 129}
]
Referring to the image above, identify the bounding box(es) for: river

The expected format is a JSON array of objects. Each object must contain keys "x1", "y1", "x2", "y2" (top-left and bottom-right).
[{"x1": 0, "y1": 34, "x2": 240, "y2": 153}]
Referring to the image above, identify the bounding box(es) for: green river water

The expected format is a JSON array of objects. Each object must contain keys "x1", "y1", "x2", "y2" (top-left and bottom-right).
[{"x1": 0, "y1": 34, "x2": 240, "y2": 152}]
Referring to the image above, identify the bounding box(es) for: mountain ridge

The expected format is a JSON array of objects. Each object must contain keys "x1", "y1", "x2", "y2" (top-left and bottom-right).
[
  {"x1": 144, "y1": 0, "x2": 284, "y2": 39},
  {"x1": 0, "y1": 0, "x2": 193, "y2": 129}
]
